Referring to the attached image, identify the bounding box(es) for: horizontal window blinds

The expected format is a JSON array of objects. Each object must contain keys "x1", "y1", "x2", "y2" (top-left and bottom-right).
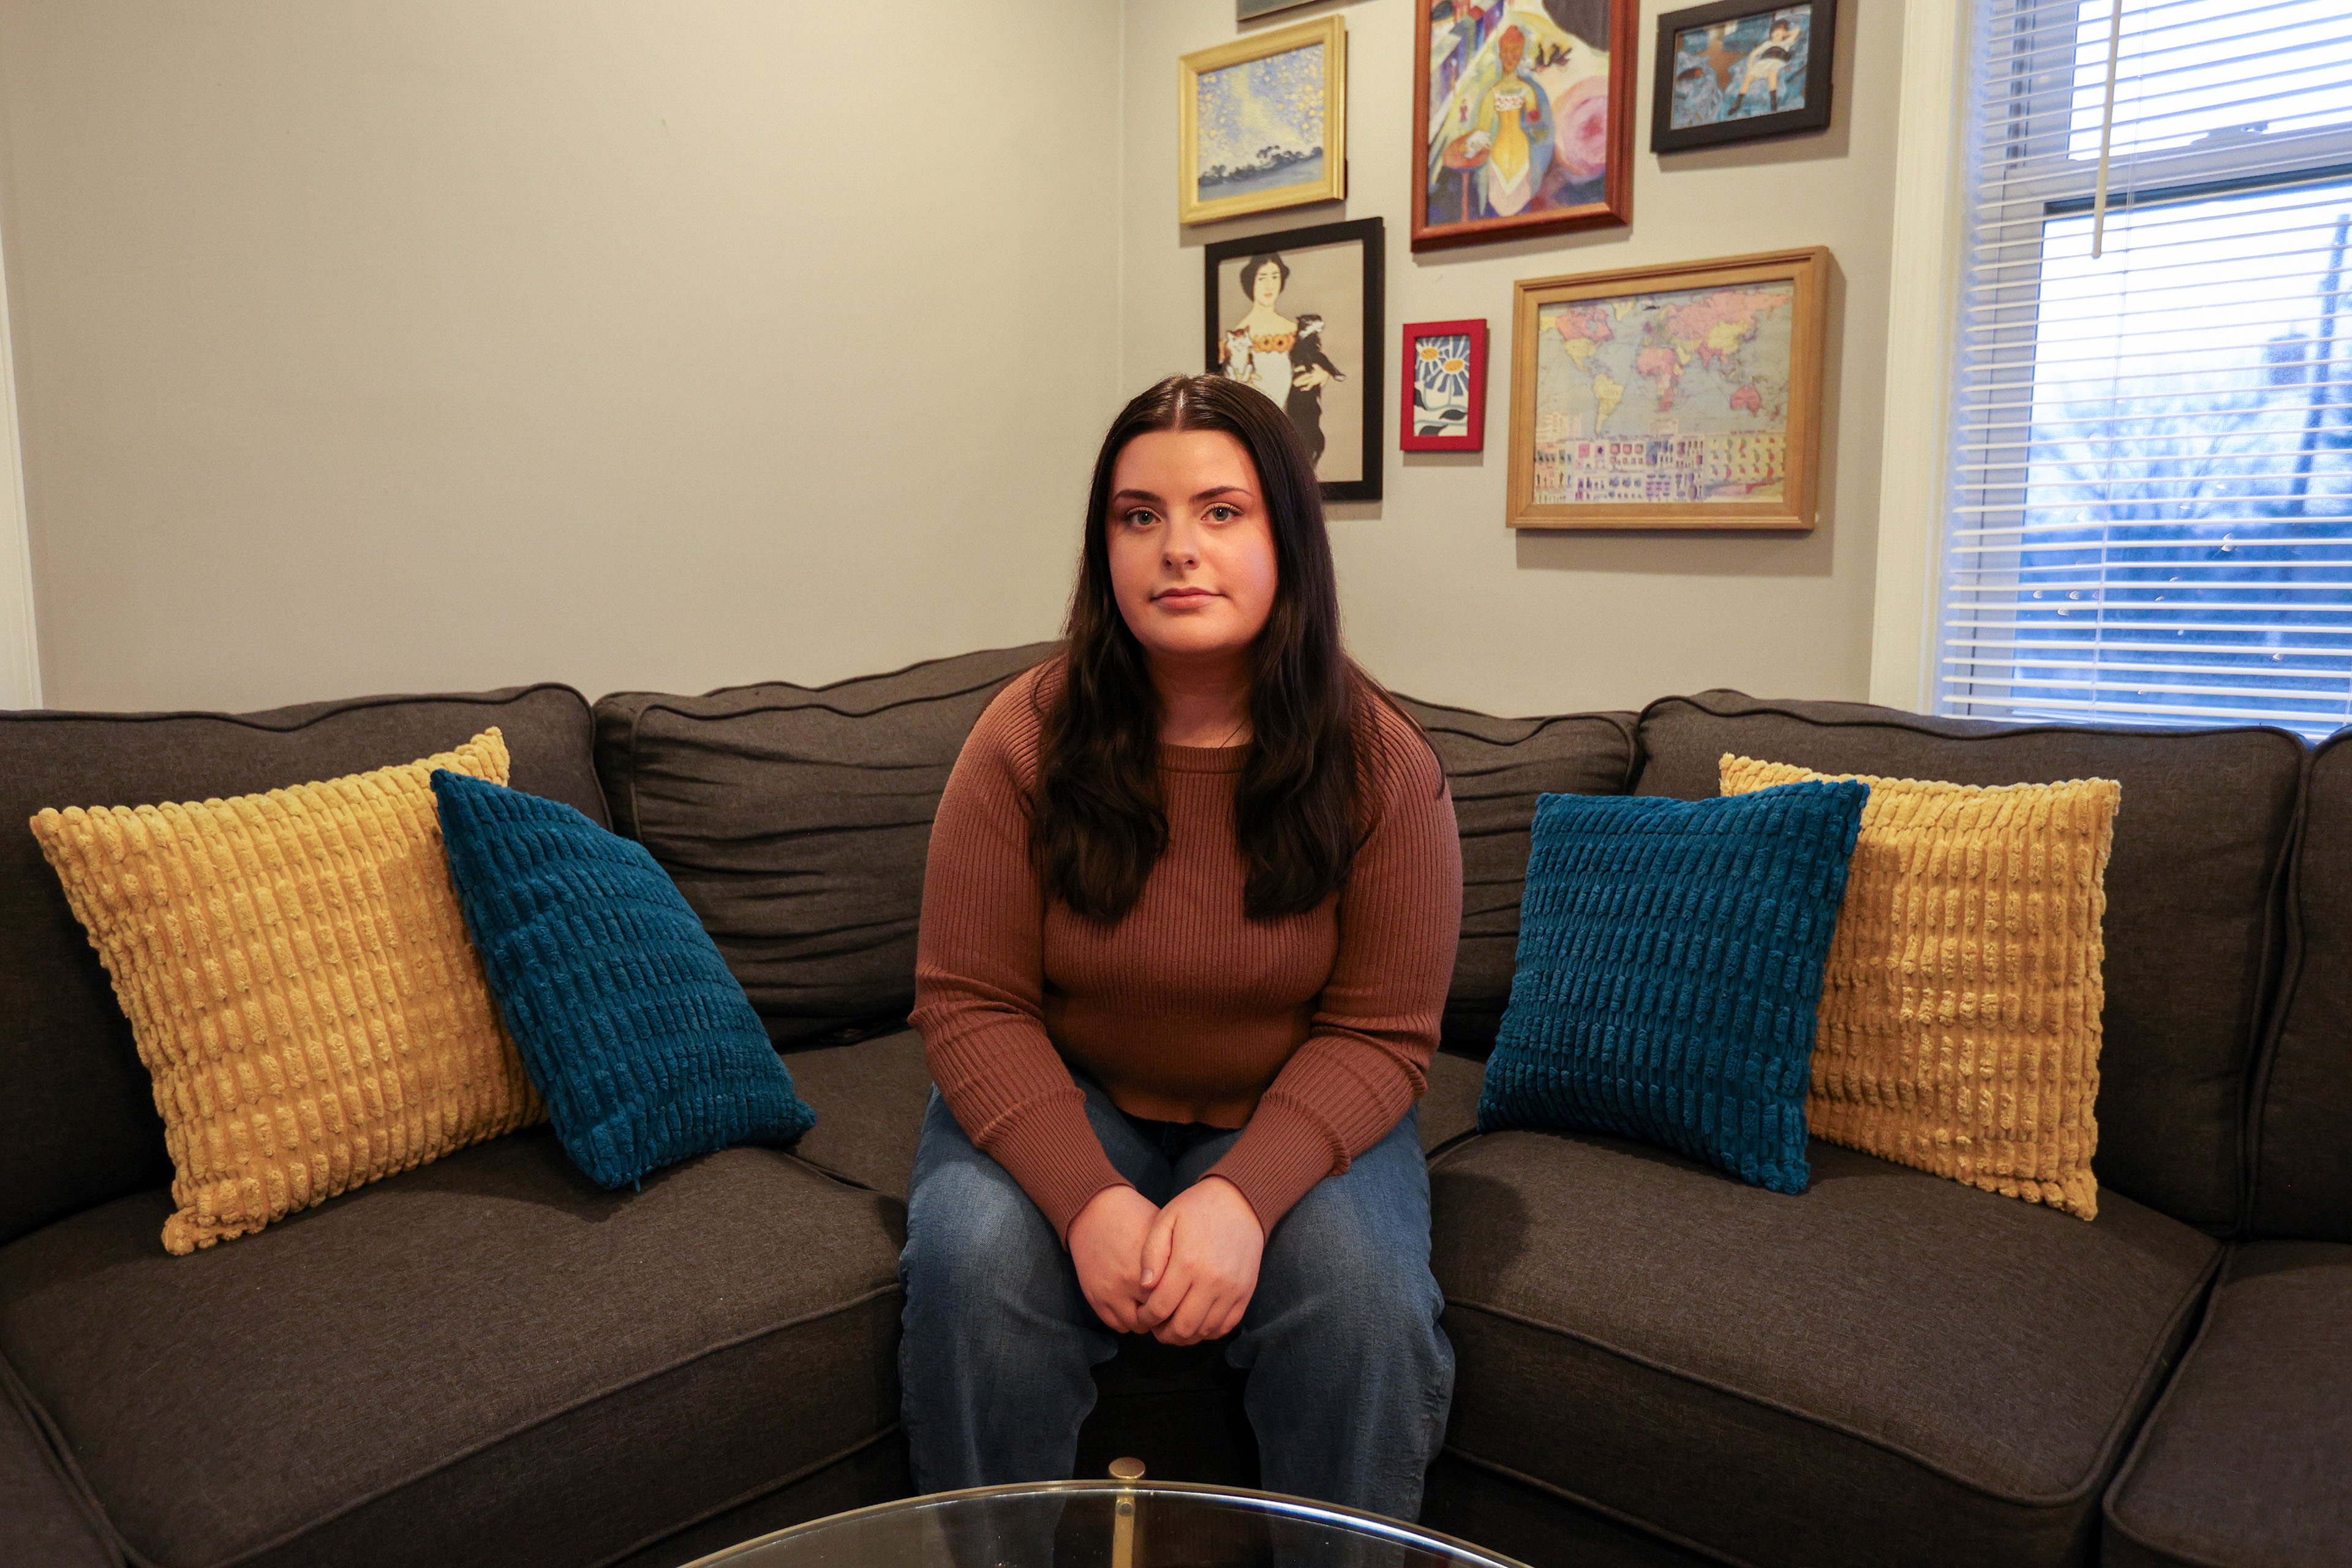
[{"x1": 1943, "y1": 0, "x2": 2352, "y2": 736}]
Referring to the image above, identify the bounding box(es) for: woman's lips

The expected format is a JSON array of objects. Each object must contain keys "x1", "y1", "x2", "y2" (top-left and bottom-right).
[{"x1": 1154, "y1": 588, "x2": 1217, "y2": 605}]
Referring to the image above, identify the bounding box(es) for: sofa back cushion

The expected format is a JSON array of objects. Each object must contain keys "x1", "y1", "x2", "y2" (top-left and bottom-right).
[
  {"x1": 0, "y1": 685, "x2": 605, "y2": 1248},
  {"x1": 594, "y1": 645, "x2": 1057, "y2": 1048},
  {"x1": 1637, "y1": 690, "x2": 2303, "y2": 1232},
  {"x1": 1391, "y1": 697, "x2": 1638, "y2": 1052},
  {"x1": 2252, "y1": 733, "x2": 2352, "y2": 1240}
]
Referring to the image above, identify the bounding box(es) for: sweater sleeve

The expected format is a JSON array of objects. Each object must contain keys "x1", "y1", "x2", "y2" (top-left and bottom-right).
[
  {"x1": 909, "y1": 675, "x2": 1134, "y2": 1243},
  {"x1": 1205, "y1": 707, "x2": 1464, "y2": 1233}
]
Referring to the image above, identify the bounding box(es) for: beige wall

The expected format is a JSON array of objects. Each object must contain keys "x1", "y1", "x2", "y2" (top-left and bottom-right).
[
  {"x1": 1, "y1": 0, "x2": 1909, "y2": 718},
  {"x1": 1123, "y1": 0, "x2": 1905, "y2": 716},
  {"x1": 0, "y1": 1, "x2": 1121, "y2": 711}
]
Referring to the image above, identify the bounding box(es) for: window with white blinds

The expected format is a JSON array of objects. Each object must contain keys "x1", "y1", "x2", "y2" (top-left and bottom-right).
[{"x1": 1942, "y1": 0, "x2": 2352, "y2": 737}]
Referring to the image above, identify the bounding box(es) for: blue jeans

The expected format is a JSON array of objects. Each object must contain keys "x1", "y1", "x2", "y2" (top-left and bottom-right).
[{"x1": 899, "y1": 1075, "x2": 1455, "y2": 1521}]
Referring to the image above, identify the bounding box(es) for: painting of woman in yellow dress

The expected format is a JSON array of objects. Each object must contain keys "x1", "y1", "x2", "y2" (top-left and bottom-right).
[
  {"x1": 1463, "y1": 27, "x2": 1555, "y2": 217},
  {"x1": 1416, "y1": 0, "x2": 1631, "y2": 247}
]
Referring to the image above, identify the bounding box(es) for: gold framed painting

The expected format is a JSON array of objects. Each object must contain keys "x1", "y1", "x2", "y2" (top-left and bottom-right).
[
  {"x1": 1507, "y1": 247, "x2": 1830, "y2": 530},
  {"x1": 1180, "y1": 18, "x2": 1348, "y2": 226}
]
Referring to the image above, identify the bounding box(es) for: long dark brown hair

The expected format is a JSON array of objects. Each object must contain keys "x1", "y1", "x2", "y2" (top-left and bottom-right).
[{"x1": 1033, "y1": 374, "x2": 1359, "y2": 924}]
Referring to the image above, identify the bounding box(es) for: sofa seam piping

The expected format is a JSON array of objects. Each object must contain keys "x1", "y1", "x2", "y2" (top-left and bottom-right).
[
  {"x1": 0, "y1": 682, "x2": 579, "y2": 731},
  {"x1": 0, "y1": 1349, "x2": 134, "y2": 1568},
  {"x1": 1444, "y1": 1236, "x2": 2222, "y2": 1513},
  {"x1": 2234, "y1": 757, "x2": 2305, "y2": 1236},
  {"x1": 1644, "y1": 690, "x2": 2310, "y2": 750},
  {"x1": 782, "y1": 1148, "x2": 910, "y2": 1210},
  {"x1": 629, "y1": 662, "x2": 1047, "y2": 734},
  {"x1": 698, "y1": 640, "x2": 1054, "y2": 703},
  {"x1": 2076, "y1": 1243, "x2": 2230, "y2": 1507},
  {"x1": 2097, "y1": 1245, "x2": 2244, "y2": 1568},
  {"x1": 2241, "y1": 737, "x2": 2334, "y2": 1238}
]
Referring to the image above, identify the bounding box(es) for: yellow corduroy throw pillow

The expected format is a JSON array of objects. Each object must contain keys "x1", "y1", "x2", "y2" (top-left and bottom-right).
[
  {"x1": 31, "y1": 728, "x2": 544, "y2": 1253},
  {"x1": 1719, "y1": 755, "x2": 2120, "y2": 1219}
]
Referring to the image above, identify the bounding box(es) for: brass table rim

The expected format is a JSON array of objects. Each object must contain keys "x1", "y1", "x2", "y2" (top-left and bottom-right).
[{"x1": 680, "y1": 1477, "x2": 1532, "y2": 1567}]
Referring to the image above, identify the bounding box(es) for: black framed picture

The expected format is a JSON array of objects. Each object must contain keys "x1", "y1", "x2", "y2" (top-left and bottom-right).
[
  {"x1": 1650, "y1": 0, "x2": 1836, "y2": 154},
  {"x1": 1204, "y1": 216, "x2": 1385, "y2": 503}
]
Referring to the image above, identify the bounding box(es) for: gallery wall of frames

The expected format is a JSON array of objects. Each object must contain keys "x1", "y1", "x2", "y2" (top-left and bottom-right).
[
  {"x1": 1125, "y1": 0, "x2": 1905, "y2": 717},
  {"x1": 1179, "y1": 0, "x2": 1838, "y2": 524}
]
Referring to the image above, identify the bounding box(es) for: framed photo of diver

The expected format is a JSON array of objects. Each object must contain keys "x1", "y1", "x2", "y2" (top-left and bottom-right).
[
  {"x1": 1400, "y1": 319, "x2": 1490, "y2": 452},
  {"x1": 1180, "y1": 18, "x2": 1348, "y2": 225},
  {"x1": 1649, "y1": 0, "x2": 1836, "y2": 153},
  {"x1": 1411, "y1": 0, "x2": 1638, "y2": 251},
  {"x1": 1205, "y1": 217, "x2": 1385, "y2": 503}
]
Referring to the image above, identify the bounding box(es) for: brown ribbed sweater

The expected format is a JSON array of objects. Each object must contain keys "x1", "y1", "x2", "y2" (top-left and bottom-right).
[{"x1": 911, "y1": 663, "x2": 1463, "y2": 1241}]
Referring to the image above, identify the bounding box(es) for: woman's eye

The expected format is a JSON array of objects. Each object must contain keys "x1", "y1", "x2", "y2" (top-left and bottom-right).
[
  {"x1": 1122, "y1": 509, "x2": 1158, "y2": 527},
  {"x1": 1207, "y1": 505, "x2": 1238, "y2": 522}
]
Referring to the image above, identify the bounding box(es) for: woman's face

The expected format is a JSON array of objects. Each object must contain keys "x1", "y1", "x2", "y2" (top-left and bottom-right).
[
  {"x1": 1251, "y1": 262, "x2": 1285, "y2": 309},
  {"x1": 1106, "y1": 429, "x2": 1280, "y2": 675}
]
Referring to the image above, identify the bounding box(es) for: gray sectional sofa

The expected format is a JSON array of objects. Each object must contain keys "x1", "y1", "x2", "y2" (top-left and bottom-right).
[{"x1": 0, "y1": 644, "x2": 2342, "y2": 1568}]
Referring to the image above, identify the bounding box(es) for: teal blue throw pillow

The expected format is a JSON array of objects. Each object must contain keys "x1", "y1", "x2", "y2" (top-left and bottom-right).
[
  {"x1": 431, "y1": 769, "x2": 815, "y2": 1189},
  {"x1": 1477, "y1": 780, "x2": 1869, "y2": 1193}
]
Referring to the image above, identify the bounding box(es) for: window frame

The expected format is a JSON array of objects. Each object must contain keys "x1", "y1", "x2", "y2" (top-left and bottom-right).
[{"x1": 1885, "y1": 0, "x2": 2352, "y2": 726}]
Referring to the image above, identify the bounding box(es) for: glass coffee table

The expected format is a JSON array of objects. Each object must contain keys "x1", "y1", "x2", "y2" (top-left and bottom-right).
[{"x1": 686, "y1": 1467, "x2": 1527, "y2": 1567}]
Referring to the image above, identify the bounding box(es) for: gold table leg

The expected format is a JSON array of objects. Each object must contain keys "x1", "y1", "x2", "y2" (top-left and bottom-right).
[{"x1": 1109, "y1": 1457, "x2": 1145, "y2": 1568}]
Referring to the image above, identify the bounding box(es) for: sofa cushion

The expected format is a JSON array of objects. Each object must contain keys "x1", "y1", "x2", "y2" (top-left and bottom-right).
[
  {"x1": 0, "y1": 1128, "x2": 900, "y2": 1568},
  {"x1": 1636, "y1": 690, "x2": 2302, "y2": 1233},
  {"x1": 780, "y1": 1030, "x2": 935, "y2": 1204},
  {"x1": 594, "y1": 645, "x2": 1057, "y2": 1048},
  {"x1": 0, "y1": 685, "x2": 606, "y2": 1251},
  {"x1": 1389, "y1": 698, "x2": 1640, "y2": 1054},
  {"x1": 2251, "y1": 734, "x2": 2352, "y2": 1242},
  {"x1": 1421, "y1": 1049, "x2": 1488, "y2": 1156},
  {"x1": 2101, "y1": 1242, "x2": 2351, "y2": 1568},
  {"x1": 783, "y1": 1027, "x2": 1488, "y2": 1205},
  {"x1": 1432, "y1": 1128, "x2": 2220, "y2": 1568}
]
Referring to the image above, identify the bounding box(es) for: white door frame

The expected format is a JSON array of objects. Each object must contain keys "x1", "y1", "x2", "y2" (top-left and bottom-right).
[{"x1": 0, "y1": 206, "x2": 40, "y2": 710}]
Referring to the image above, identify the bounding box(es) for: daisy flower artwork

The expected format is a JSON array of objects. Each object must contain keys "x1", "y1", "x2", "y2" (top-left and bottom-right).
[{"x1": 1400, "y1": 319, "x2": 1490, "y2": 452}]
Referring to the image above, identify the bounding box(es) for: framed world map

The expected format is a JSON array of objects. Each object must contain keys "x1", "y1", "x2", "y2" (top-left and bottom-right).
[{"x1": 1506, "y1": 247, "x2": 1830, "y2": 529}]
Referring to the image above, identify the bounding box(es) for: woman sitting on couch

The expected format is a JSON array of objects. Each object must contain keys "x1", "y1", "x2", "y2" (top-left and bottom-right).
[{"x1": 900, "y1": 373, "x2": 1464, "y2": 1520}]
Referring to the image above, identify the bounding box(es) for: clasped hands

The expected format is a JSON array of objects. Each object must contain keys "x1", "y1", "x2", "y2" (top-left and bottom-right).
[{"x1": 1067, "y1": 1177, "x2": 1263, "y2": 1346}]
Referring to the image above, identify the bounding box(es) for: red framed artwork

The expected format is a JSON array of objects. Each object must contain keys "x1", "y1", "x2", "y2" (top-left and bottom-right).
[
  {"x1": 1412, "y1": 0, "x2": 1638, "y2": 251},
  {"x1": 1399, "y1": 319, "x2": 1490, "y2": 451}
]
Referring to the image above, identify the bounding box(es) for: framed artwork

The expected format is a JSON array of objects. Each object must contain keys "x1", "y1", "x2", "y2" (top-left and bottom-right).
[
  {"x1": 1205, "y1": 217, "x2": 1385, "y2": 503},
  {"x1": 1506, "y1": 248, "x2": 1830, "y2": 530},
  {"x1": 1400, "y1": 320, "x2": 1490, "y2": 452},
  {"x1": 1412, "y1": 0, "x2": 1637, "y2": 252},
  {"x1": 1180, "y1": 18, "x2": 1348, "y2": 226},
  {"x1": 1238, "y1": 0, "x2": 1319, "y2": 17},
  {"x1": 1651, "y1": 0, "x2": 1836, "y2": 153}
]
